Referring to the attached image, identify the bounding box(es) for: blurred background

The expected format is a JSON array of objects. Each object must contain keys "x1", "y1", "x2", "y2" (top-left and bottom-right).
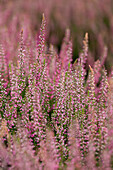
[{"x1": 0, "y1": 0, "x2": 113, "y2": 72}]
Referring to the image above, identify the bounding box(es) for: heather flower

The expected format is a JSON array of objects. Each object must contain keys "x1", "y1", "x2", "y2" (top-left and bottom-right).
[
  {"x1": 67, "y1": 120, "x2": 82, "y2": 170},
  {"x1": 48, "y1": 44, "x2": 56, "y2": 79},
  {"x1": 60, "y1": 29, "x2": 72, "y2": 70},
  {"x1": 39, "y1": 129, "x2": 59, "y2": 169},
  {"x1": 0, "y1": 44, "x2": 8, "y2": 118},
  {"x1": 37, "y1": 13, "x2": 46, "y2": 62}
]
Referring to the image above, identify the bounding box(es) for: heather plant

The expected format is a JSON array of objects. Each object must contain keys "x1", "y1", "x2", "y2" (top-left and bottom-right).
[
  {"x1": 0, "y1": 15, "x2": 113, "y2": 170},
  {"x1": 1, "y1": 0, "x2": 113, "y2": 70}
]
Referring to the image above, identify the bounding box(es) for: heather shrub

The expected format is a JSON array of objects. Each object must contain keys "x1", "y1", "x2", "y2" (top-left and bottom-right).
[
  {"x1": 0, "y1": 0, "x2": 113, "y2": 70},
  {"x1": 0, "y1": 15, "x2": 113, "y2": 169}
]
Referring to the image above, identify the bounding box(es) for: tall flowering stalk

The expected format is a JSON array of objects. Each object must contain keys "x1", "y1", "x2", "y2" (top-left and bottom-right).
[
  {"x1": 37, "y1": 13, "x2": 46, "y2": 63},
  {"x1": 71, "y1": 33, "x2": 89, "y2": 162},
  {"x1": 97, "y1": 68, "x2": 108, "y2": 151},
  {"x1": 67, "y1": 120, "x2": 82, "y2": 170},
  {"x1": 52, "y1": 70, "x2": 69, "y2": 160},
  {"x1": 60, "y1": 29, "x2": 72, "y2": 70},
  {"x1": 0, "y1": 45, "x2": 8, "y2": 118},
  {"x1": 87, "y1": 65, "x2": 99, "y2": 164}
]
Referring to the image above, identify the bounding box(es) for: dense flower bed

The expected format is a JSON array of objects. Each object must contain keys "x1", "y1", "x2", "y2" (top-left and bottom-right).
[
  {"x1": 0, "y1": 15, "x2": 113, "y2": 169},
  {"x1": 0, "y1": 0, "x2": 113, "y2": 70}
]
